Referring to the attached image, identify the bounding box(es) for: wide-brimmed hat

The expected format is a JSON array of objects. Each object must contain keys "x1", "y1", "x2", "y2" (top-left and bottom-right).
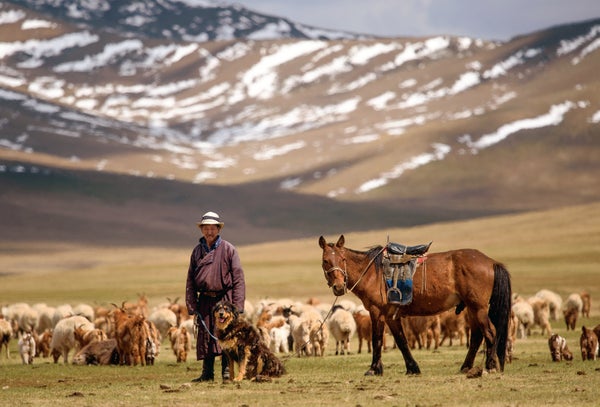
[{"x1": 197, "y1": 211, "x2": 224, "y2": 228}]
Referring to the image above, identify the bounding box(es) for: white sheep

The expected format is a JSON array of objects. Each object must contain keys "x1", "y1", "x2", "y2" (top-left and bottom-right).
[
  {"x1": 148, "y1": 308, "x2": 177, "y2": 340},
  {"x1": 512, "y1": 298, "x2": 534, "y2": 339},
  {"x1": 328, "y1": 305, "x2": 357, "y2": 355},
  {"x1": 73, "y1": 303, "x2": 95, "y2": 322},
  {"x1": 33, "y1": 303, "x2": 55, "y2": 333},
  {"x1": 535, "y1": 289, "x2": 563, "y2": 321},
  {"x1": 52, "y1": 304, "x2": 74, "y2": 327},
  {"x1": 50, "y1": 315, "x2": 94, "y2": 364}
]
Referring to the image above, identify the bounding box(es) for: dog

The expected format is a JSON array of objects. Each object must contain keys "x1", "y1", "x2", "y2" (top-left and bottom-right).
[{"x1": 212, "y1": 300, "x2": 285, "y2": 382}]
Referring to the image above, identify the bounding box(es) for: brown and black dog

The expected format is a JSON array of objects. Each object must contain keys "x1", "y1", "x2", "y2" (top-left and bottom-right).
[{"x1": 212, "y1": 300, "x2": 285, "y2": 382}]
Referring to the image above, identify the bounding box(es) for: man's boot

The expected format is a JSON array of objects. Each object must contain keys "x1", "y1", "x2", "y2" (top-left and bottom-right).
[
  {"x1": 221, "y1": 354, "x2": 231, "y2": 382},
  {"x1": 192, "y1": 355, "x2": 215, "y2": 382}
]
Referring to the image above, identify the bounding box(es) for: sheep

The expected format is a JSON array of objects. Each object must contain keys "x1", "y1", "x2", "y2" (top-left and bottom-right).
[
  {"x1": 527, "y1": 297, "x2": 552, "y2": 337},
  {"x1": 0, "y1": 317, "x2": 13, "y2": 359},
  {"x1": 548, "y1": 333, "x2": 573, "y2": 361},
  {"x1": 535, "y1": 289, "x2": 563, "y2": 321},
  {"x1": 50, "y1": 315, "x2": 94, "y2": 364},
  {"x1": 328, "y1": 305, "x2": 356, "y2": 355},
  {"x1": 73, "y1": 303, "x2": 95, "y2": 322},
  {"x1": 506, "y1": 309, "x2": 518, "y2": 363},
  {"x1": 52, "y1": 304, "x2": 74, "y2": 327},
  {"x1": 148, "y1": 308, "x2": 177, "y2": 341},
  {"x1": 33, "y1": 304, "x2": 55, "y2": 334},
  {"x1": 579, "y1": 326, "x2": 599, "y2": 361},
  {"x1": 167, "y1": 326, "x2": 191, "y2": 363},
  {"x1": 580, "y1": 291, "x2": 591, "y2": 318},
  {"x1": 18, "y1": 331, "x2": 36, "y2": 364},
  {"x1": 512, "y1": 298, "x2": 534, "y2": 339},
  {"x1": 165, "y1": 297, "x2": 190, "y2": 327},
  {"x1": 5, "y1": 302, "x2": 31, "y2": 337},
  {"x1": 352, "y1": 308, "x2": 372, "y2": 354}
]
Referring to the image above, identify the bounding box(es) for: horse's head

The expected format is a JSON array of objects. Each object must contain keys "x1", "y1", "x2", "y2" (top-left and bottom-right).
[{"x1": 319, "y1": 235, "x2": 348, "y2": 296}]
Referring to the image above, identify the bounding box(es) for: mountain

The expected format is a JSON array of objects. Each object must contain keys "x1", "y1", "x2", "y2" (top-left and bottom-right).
[{"x1": 1, "y1": 0, "x2": 599, "y2": 247}]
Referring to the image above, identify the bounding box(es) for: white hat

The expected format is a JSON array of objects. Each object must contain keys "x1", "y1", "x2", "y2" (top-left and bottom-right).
[{"x1": 197, "y1": 211, "x2": 224, "y2": 228}]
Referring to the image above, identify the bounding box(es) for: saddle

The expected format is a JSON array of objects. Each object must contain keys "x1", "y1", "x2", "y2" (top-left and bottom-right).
[{"x1": 383, "y1": 241, "x2": 431, "y2": 306}]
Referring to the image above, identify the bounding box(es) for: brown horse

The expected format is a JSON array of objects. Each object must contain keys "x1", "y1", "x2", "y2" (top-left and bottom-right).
[{"x1": 319, "y1": 235, "x2": 511, "y2": 376}]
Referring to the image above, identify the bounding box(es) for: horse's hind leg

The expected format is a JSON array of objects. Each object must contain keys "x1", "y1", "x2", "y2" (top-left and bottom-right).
[
  {"x1": 387, "y1": 317, "x2": 420, "y2": 375},
  {"x1": 460, "y1": 328, "x2": 482, "y2": 372}
]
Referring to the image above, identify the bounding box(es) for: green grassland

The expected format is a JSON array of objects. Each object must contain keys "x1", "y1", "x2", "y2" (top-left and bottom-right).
[{"x1": 1, "y1": 202, "x2": 600, "y2": 406}]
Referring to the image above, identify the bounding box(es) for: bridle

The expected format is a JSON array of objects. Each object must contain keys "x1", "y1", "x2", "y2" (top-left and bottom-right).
[
  {"x1": 323, "y1": 246, "x2": 385, "y2": 294},
  {"x1": 323, "y1": 254, "x2": 348, "y2": 294}
]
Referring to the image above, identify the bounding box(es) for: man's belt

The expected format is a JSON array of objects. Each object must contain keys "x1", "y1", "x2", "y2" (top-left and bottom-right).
[{"x1": 197, "y1": 290, "x2": 223, "y2": 299}]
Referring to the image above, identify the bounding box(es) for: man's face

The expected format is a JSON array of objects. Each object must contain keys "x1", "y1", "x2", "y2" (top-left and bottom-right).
[{"x1": 201, "y1": 224, "x2": 220, "y2": 242}]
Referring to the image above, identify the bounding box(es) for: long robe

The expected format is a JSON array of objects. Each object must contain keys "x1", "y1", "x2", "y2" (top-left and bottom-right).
[{"x1": 185, "y1": 238, "x2": 245, "y2": 360}]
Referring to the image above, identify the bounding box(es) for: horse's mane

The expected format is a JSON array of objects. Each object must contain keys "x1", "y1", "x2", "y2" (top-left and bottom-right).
[{"x1": 347, "y1": 245, "x2": 384, "y2": 273}]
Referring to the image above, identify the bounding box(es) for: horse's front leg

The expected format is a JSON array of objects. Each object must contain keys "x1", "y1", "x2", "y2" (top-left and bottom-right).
[
  {"x1": 386, "y1": 316, "x2": 420, "y2": 375},
  {"x1": 365, "y1": 315, "x2": 385, "y2": 376}
]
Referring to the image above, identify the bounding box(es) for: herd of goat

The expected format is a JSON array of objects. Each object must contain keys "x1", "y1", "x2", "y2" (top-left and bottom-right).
[{"x1": 0, "y1": 288, "x2": 598, "y2": 368}]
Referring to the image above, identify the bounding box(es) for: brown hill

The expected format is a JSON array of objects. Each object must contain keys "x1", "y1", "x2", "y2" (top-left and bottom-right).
[{"x1": 0, "y1": 3, "x2": 598, "y2": 246}]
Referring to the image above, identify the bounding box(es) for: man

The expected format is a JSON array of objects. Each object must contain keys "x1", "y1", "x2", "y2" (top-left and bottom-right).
[{"x1": 185, "y1": 211, "x2": 246, "y2": 382}]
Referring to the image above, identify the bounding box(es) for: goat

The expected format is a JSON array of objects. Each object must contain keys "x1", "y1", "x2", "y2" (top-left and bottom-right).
[
  {"x1": 328, "y1": 305, "x2": 356, "y2": 355},
  {"x1": 269, "y1": 322, "x2": 291, "y2": 354},
  {"x1": 438, "y1": 309, "x2": 466, "y2": 347},
  {"x1": 35, "y1": 329, "x2": 53, "y2": 358},
  {"x1": 580, "y1": 326, "x2": 599, "y2": 361},
  {"x1": 72, "y1": 339, "x2": 120, "y2": 365},
  {"x1": 402, "y1": 315, "x2": 440, "y2": 350},
  {"x1": 167, "y1": 326, "x2": 191, "y2": 363},
  {"x1": 18, "y1": 331, "x2": 36, "y2": 364},
  {"x1": 111, "y1": 303, "x2": 149, "y2": 366},
  {"x1": 548, "y1": 333, "x2": 573, "y2": 361},
  {"x1": 580, "y1": 291, "x2": 591, "y2": 318},
  {"x1": 352, "y1": 308, "x2": 372, "y2": 354},
  {"x1": 0, "y1": 317, "x2": 13, "y2": 359},
  {"x1": 73, "y1": 325, "x2": 108, "y2": 348}
]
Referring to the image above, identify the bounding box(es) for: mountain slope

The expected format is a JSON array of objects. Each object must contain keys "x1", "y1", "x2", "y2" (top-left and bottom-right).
[{"x1": 0, "y1": 1, "x2": 599, "y2": 246}]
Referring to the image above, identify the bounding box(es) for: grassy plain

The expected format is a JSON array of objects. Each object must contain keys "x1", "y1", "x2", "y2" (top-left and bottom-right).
[{"x1": 1, "y1": 202, "x2": 600, "y2": 406}]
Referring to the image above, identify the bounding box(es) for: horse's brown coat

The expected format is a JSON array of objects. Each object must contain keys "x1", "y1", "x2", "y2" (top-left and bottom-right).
[{"x1": 319, "y1": 235, "x2": 512, "y2": 376}]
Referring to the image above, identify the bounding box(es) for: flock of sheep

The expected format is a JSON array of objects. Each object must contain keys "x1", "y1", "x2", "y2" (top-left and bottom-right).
[{"x1": 0, "y1": 288, "x2": 597, "y2": 367}]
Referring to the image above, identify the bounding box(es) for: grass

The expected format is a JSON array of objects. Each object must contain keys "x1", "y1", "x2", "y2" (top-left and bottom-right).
[{"x1": 1, "y1": 202, "x2": 600, "y2": 406}]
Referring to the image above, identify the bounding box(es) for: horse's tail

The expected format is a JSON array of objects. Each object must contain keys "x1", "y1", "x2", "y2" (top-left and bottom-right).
[{"x1": 489, "y1": 263, "x2": 512, "y2": 371}]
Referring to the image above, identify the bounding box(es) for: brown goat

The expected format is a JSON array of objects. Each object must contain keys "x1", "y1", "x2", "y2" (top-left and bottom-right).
[
  {"x1": 74, "y1": 325, "x2": 108, "y2": 349},
  {"x1": 439, "y1": 310, "x2": 466, "y2": 347},
  {"x1": 579, "y1": 326, "x2": 599, "y2": 361},
  {"x1": 111, "y1": 303, "x2": 149, "y2": 366},
  {"x1": 402, "y1": 315, "x2": 440, "y2": 350},
  {"x1": 167, "y1": 326, "x2": 191, "y2": 363},
  {"x1": 353, "y1": 310, "x2": 372, "y2": 354},
  {"x1": 35, "y1": 329, "x2": 53, "y2": 358},
  {"x1": 563, "y1": 307, "x2": 578, "y2": 331},
  {"x1": 580, "y1": 291, "x2": 591, "y2": 318},
  {"x1": 548, "y1": 333, "x2": 573, "y2": 361}
]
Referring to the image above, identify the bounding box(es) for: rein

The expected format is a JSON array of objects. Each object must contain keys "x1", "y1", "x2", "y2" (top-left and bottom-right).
[{"x1": 325, "y1": 246, "x2": 385, "y2": 294}]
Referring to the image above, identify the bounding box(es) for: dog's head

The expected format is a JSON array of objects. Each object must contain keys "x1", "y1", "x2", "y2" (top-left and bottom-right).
[{"x1": 212, "y1": 300, "x2": 238, "y2": 330}]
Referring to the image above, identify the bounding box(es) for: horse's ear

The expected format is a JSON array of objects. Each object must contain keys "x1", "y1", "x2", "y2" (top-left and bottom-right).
[
  {"x1": 336, "y1": 235, "x2": 345, "y2": 248},
  {"x1": 319, "y1": 236, "x2": 326, "y2": 249}
]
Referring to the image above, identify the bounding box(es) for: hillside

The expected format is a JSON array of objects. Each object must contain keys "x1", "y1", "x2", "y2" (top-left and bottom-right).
[{"x1": 0, "y1": 1, "x2": 599, "y2": 247}]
